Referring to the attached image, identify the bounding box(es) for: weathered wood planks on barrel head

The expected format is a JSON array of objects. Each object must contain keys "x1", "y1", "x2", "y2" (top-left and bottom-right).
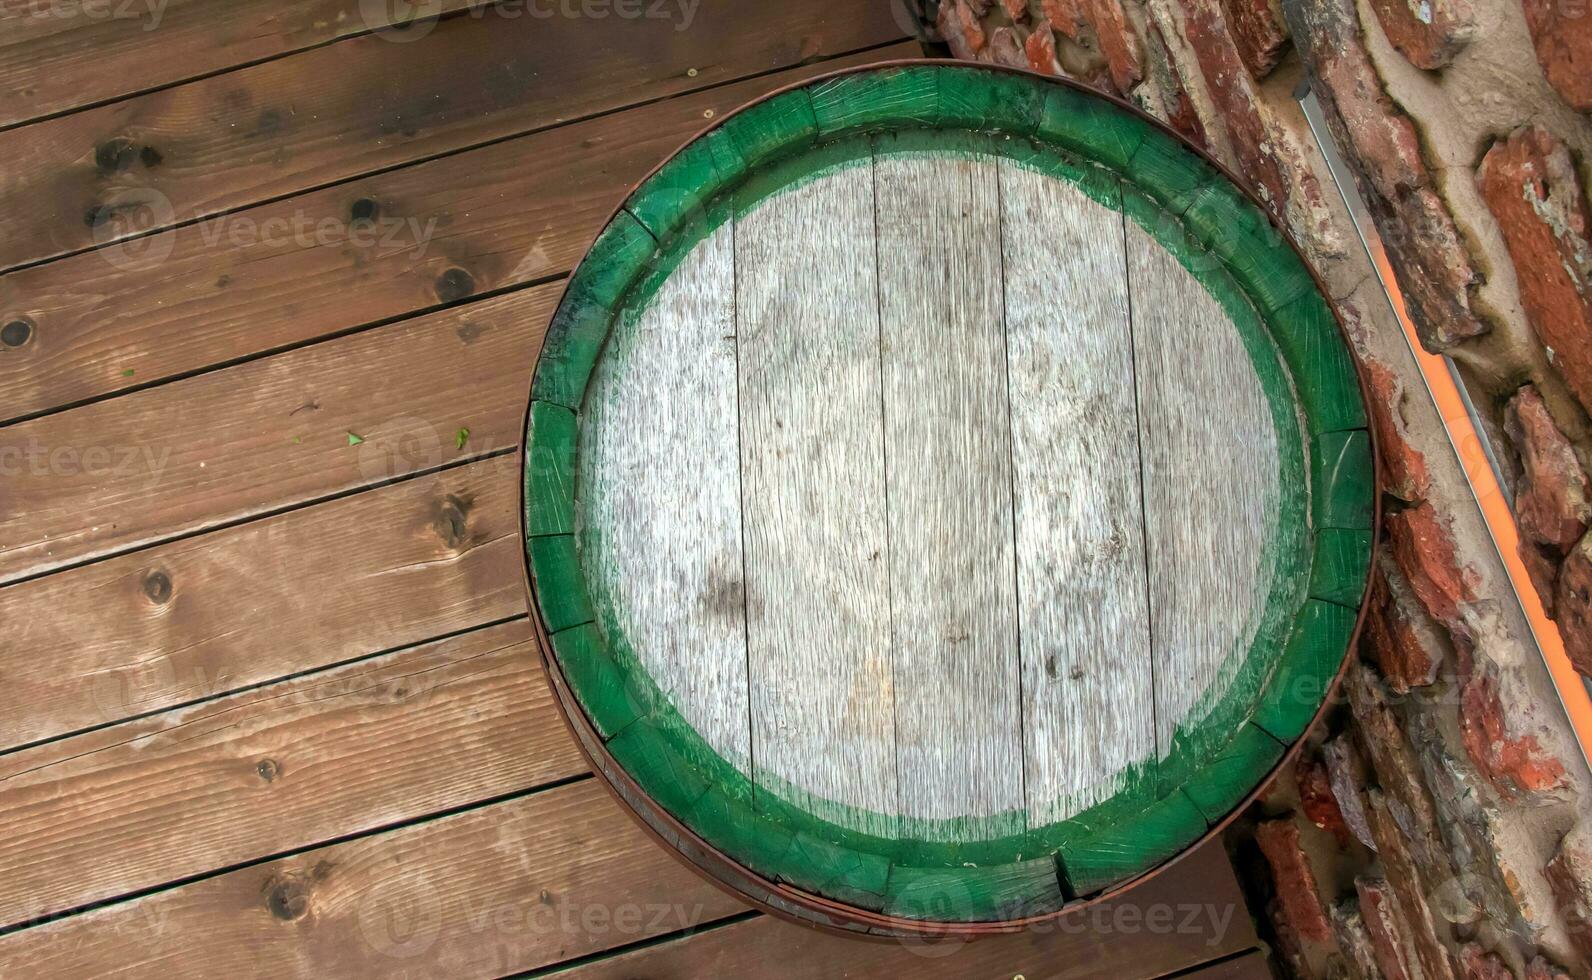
[
  {"x1": 999, "y1": 161, "x2": 1156, "y2": 826},
  {"x1": 874, "y1": 146, "x2": 1025, "y2": 833},
  {"x1": 574, "y1": 151, "x2": 1283, "y2": 834},
  {"x1": 527, "y1": 64, "x2": 1374, "y2": 927},
  {"x1": 735, "y1": 163, "x2": 899, "y2": 832}
]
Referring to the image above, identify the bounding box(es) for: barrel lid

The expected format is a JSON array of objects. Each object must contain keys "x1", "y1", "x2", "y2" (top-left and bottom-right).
[{"x1": 521, "y1": 62, "x2": 1376, "y2": 934}]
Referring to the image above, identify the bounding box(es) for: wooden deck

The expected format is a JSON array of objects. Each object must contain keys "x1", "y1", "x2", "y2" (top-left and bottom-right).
[{"x1": 0, "y1": 3, "x2": 1266, "y2": 974}]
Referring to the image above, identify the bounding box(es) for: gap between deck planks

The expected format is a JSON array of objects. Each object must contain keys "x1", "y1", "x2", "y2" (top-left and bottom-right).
[
  {"x1": 0, "y1": 456, "x2": 526, "y2": 750},
  {"x1": 0, "y1": 0, "x2": 480, "y2": 131},
  {"x1": 0, "y1": 619, "x2": 578, "y2": 930},
  {"x1": 0, "y1": 0, "x2": 903, "y2": 274},
  {"x1": 0, "y1": 776, "x2": 1255, "y2": 979},
  {"x1": 0, "y1": 38, "x2": 915, "y2": 424},
  {"x1": 0, "y1": 37, "x2": 922, "y2": 957},
  {"x1": 525, "y1": 841, "x2": 1257, "y2": 980},
  {"x1": 0, "y1": 44, "x2": 923, "y2": 585},
  {"x1": 0, "y1": 780, "x2": 744, "y2": 978}
]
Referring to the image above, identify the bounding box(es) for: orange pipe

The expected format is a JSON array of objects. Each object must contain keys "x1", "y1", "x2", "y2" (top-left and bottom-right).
[{"x1": 1367, "y1": 243, "x2": 1592, "y2": 765}]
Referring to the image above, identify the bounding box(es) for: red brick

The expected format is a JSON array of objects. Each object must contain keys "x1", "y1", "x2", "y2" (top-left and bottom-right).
[
  {"x1": 1289, "y1": 0, "x2": 1488, "y2": 350},
  {"x1": 1459, "y1": 944, "x2": 1515, "y2": 980},
  {"x1": 1366, "y1": 0, "x2": 1475, "y2": 69},
  {"x1": 985, "y1": 25, "x2": 1030, "y2": 67},
  {"x1": 1366, "y1": 557, "x2": 1448, "y2": 692},
  {"x1": 1344, "y1": 662, "x2": 1444, "y2": 865},
  {"x1": 1219, "y1": 0, "x2": 1291, "y2": 77},
  {"x1": 1333, "y1": 902, "x2": 1385, "y2": 980},
  {"x1": 1545, "y1": 824, "x2": 1592, "y2": 963},
  {"x1": 1266, "y1": 896, "x2": 1314, "y2": 979},
  {"x1": 1323, "y1": 734, "x2": 1377, "y2": 850},
  {"x1": 1477, "y1": 126, "x2": 1592, "y2": 417},
  {"x1": 1357, "y1": 877, "x2": 1419, "y2": 980},
  {"x1": 1082, "y1": 0, "x2": 1143, "y2": 93},
  {"x1": 1297, "y1": 755, "x2": 1352, "y2": 845},
  {"x1": 1256, "y1": 818, "x2": 1335, "y2": 945},
  {"x1": 1025, "y1": 25, "x2": 1066, "y2": 74},
  {"x1": 1143, "y1": 20, "x2": 1208, "y2": 144},
  {"x1": 1042, "y1": 0, "x2": 1085, "y2": 35},
  {"x1": 1363, "y1": 359, "x2": 1433, "y2": 502},
  {"x1": 1505, "y1": 384, "x2": 1589, "y2": 552},
  {"x1": 1412, "y1": 728, "x2": 1563, "y2": 943},
  {"x1": 1522, "y1": 0, "x2": 1592, "y2": 111},
  {"x1": 1459, "y1": 668, "x2": 1568, "y2": 798},
  {"x1": 1366, "y1": 793, "x2": 1460, "y2": 980},
  {"x1": 940, "y1": 0, "x2": 988, "y2": 58},
  {"x1": 1180, "y1": 0, "x2": 1336, "y2": 248},
  {"x1": 1556, "y1": 532, "x2": 1592, "y2": 677},
  {"x1": 1387, "y1": 502, "x2": 1473, "y2": 627},
  {"x1": 1525, "y1": 956, "x2": 1573, "y2": 980}
]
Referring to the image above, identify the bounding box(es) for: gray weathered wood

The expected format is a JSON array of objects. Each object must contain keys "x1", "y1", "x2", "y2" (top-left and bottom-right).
[
  {"x1": 735, "y1": 167, "x2": 899, "y2": 833},
  {"x1": 581, "y1": 153, "x2": 1286, "y2": 831},
  {"x1": 873, "y1": 150, "x2": 1024, "y2": 831},
  {"x1": 579, "y1": 224, "x2": 751, "y2": 765},
  {"x1": 1124, "y1": 221, "x2": 1281, "y2": 754},
  {"x1": 999, "y1": 162, "x2": 1156, "y2": 824}
]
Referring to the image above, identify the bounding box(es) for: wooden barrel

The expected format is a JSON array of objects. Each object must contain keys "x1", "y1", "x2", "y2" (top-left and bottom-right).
[{"x1": 520, "y1": 62, "x2": 1376, "y2": 936}]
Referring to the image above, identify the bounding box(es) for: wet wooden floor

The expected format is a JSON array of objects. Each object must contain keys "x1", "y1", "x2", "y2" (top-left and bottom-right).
[{"x1": 0, "y1": 2, "x2": 1266, "y2": 974}]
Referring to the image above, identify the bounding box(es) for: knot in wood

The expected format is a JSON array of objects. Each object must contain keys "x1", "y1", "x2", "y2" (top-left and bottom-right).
[
  {"x1": 264, "y1": 876, "x2": 312, "y2": 921},
  {"x1": 435, "y1": 268, "x2": 475, "y2": 304},
  {"x1": 94, "y1": 138, "x2": 138, "y2": 174},
  {"x1": 142, "y1": 570, "x2": 172, "y2": 604},
  {"x1": 1, "y1": 319, "x2": 34, "y2": 349}
]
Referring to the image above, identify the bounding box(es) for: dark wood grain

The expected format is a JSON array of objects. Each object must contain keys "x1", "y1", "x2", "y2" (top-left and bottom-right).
[
  {"x1": 551, "y1": 843, "x2": 1258, "y2": 980},
  {"x1": 0, "y1": 0, "x2": 477, "y2": 130},
  {"x1": 0, "y1": 780, "x2": 745, "y2": 978},
  {"x1": 0, "y1": 456, "x2": 525, "y2": 751},
  {"x1": 0, "y1": 0, "x2": 902, "y2": 274},
  {"x1": 1178, "y1": 952, "x2": 1275, "y2": 980},
  {"x1": 0, "y1": 285, "x2": 553, "y2": 584},
  {"x1": 0, "y1": 619, "x2": 585, "y2": 930},
  {"x1": 0, "y1": 44, "x2": 921, "y2": 583},
  {"x1": 0, "y1": 41, "x2": 919, "y2": 425}
]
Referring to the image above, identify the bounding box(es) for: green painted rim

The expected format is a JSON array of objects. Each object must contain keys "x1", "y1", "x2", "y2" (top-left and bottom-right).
[{"x1": 522, "y1": 64, "x2": 1372, "y2": 923}]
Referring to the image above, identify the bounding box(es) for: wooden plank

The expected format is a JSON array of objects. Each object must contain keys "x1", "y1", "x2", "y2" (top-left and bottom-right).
[
  {"x1": 0, "y1": 0, "x2": 903, "y2": 274},
  {"x1": 0, "y1": 456, "x2": 524, "y2": 751},
  {"x1": 0, "y1": 0, "x2": 476, "y2": 130},
  {"x1": 0, "y1": 781, "x2": 744, "y2": 979},
  {"x1": 0, "y1": 619, "x2": 585, "y2": 930},
  {"x1": 998, "y1": 161, "x2": 1156, "y2": 825},
  {"x1": 553, "y1": 841, "x2": 1258, "y2": 979},
  {"x1": 579, "y1": 223, "x2": 749, "y2": 764},
  {"x1": 735, "y1": 159, "x2": 897, "y2": 832},
  {"x1": 0, "y1": 284, "x2": 554, "y2": 584},
  {"x1": 873, "y1": 150, "x2": 1022, "y2": 829},
  {"x1": 0, "y1": 40, "x2": 921, "y2": 426},
  {"x1": 1178, "y1": 951, "x2": 1275, "y2": 980},
  {"x1": 1124, "y1": 221, "x2": 1280, "y2": 754}
]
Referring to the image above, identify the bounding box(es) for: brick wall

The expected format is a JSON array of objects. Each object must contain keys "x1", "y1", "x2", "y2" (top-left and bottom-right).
[{"x1": 924, "y1": 0, "x2": 1592, "y2": 976}]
